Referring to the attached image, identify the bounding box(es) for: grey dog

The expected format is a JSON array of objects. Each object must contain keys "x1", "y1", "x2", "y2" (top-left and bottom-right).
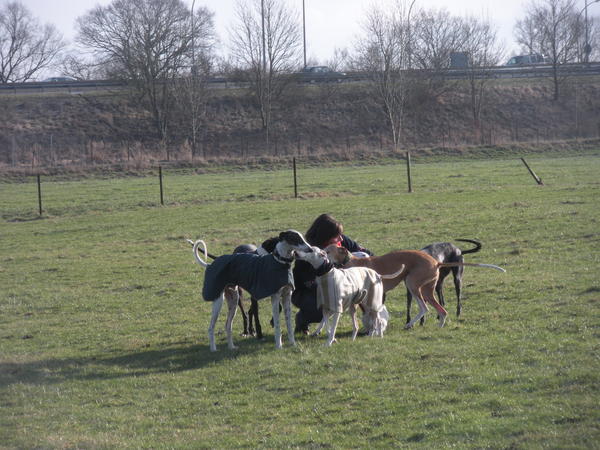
[{"x1": 406, "y1": 239, "x2": 481, "y2": 325}]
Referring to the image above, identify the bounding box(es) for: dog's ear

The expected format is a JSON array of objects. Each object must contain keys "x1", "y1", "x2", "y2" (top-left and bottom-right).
[
  {"x1": 261, "y1": 237, "x2": 279, "y2": 253},
  {"x1": 279, "y1": 230, "x2": 305, "y2": 246}
]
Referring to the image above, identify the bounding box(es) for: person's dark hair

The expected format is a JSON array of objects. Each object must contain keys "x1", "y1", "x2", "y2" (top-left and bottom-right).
[{"x1": 305, "y1": 214, "x2": 343, "y2": 248}]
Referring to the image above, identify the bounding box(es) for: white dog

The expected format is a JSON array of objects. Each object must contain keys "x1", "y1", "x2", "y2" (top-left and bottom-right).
[{"x1": 294, "y1": 247, "x2": 404, "y2": 346}]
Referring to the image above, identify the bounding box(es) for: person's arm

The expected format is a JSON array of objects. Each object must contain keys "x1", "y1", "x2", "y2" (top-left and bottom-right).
[{"x1": 341, "y1": 234, "x2": 373, "y2": 255}]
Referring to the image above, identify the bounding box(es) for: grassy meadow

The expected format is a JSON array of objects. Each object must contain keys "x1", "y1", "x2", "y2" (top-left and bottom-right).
[{"x1": 1, "y1": 151, "x2": 599, "y2": 448}]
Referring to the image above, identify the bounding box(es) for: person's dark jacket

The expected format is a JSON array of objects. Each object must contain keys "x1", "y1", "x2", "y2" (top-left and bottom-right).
[{"x1": 292, "y1": 235, "x2": 372, "y2": 330}]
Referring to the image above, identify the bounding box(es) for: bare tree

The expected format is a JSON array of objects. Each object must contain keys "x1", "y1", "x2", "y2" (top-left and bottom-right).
[
  {"x1": 59, "y1": 53, "x2": 109, "y2": 80},
  {"x1": 590, "y1": 17, "x2": 600, "y2": 61},
  {"x1": 573, "y1": 13, "x2": 600, "y2": 62},
  {"x1": 173, "y1": 52, "x2": 212, "y2": 159},
  {"x1": 229, "y1": 0, "x2": 302, "y2": 151},
  {"x1": 0, "y1": 1, "x2": 65, "y2": 83},
  {"x1": 411, "y1": 8, "x2": 464, "y2": 98},
  {"x1": 515, "y1": 0, "x2": 580, "y2": 100},
  {"x1": 353, "y1": 1, "x2": 414, "y2": 151},
  {"x1": 76, "y1": 0, "x2": 215, "y2": 142},
  {"x1": 326, "y1": 47, "x2": 351, "y2": 72},
  {"x1": 460, "y1": 16, "x2": 505, "y2": 136}
]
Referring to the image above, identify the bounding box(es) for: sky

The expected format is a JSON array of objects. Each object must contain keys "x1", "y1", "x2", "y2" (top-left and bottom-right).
[{"x1": 15, "y1": 0, "x2": 600, "y2": 68}]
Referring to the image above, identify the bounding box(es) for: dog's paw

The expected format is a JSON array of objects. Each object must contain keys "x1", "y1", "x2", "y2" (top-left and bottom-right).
[{"x1": 438, "y1": 315, "x2": 447, "y2": 328}]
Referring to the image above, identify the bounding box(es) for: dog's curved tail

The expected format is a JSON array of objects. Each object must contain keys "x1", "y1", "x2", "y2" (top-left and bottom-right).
[
  {"x1": 188, "y1": 239, "x2": 210, "y2": 268},
  {"x1": 439, "y1": 262, "x2": 505, "y2": 272},
  {"x1": 380, "y1": 264, "x2": 406, "y2": 279},
  {"x1": 455, "y1": 239, "x2": 482, "y2": 255},
  {"x1": 186, "y1": 238, "x2": 219, "y2": 261}
]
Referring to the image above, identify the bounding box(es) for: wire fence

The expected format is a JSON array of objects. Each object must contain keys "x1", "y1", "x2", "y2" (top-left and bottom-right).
[{"x1": 1, "y1": 155, "x2": 559, "y2": 222}]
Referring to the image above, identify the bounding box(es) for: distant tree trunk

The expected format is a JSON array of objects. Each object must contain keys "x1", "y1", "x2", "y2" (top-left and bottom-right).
[
  {"x1": 354, "y1": 1, "x2": 416, "y2": 152},
  {"x1": 229, "y1": 0, "x2": 302, "y2": 154},
  {"x1": 514, "y1": 0, "x2": 580, "y2": 101}
]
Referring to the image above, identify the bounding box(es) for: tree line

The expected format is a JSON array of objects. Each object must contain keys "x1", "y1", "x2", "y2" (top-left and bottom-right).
[{"x1": 1, "y1": 0, "x2": 599, "y2": 154}]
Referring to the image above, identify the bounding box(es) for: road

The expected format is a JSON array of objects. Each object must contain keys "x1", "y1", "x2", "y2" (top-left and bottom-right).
[{"x1": 1, "y1": 63, "x2": 599, "y2": 96}]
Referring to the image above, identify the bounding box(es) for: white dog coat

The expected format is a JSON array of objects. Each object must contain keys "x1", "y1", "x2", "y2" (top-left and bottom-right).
[{"x1": 315, "y1": 265, "x2": 384, "y2": 313}]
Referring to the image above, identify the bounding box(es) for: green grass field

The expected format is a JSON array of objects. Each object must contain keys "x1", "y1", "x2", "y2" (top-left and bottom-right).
[{"x1": 1, "y1": 152, "x2": 599, "y2": 448}]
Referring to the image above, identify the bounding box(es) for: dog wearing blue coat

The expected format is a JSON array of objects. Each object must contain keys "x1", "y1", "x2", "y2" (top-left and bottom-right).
[{"x1": 189, "y1": 230, "x2": 312, "y2": 351}]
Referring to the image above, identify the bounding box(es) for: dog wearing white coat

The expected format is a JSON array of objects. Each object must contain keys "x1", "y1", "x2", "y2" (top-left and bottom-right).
[{"x1": 293, "y1": 246, "x2": 404, "y2": 346}]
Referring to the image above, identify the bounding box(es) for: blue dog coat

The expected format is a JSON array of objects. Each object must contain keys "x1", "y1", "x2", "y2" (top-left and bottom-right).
[{"x1": 202, "y1": 253, "x2": 294, "y2": 301}]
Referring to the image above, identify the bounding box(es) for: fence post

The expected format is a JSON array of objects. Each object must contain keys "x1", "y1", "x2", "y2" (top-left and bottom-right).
[
  {"x1": 406, "y1": 152, "x2": 413, "y2": 193},
  {"x1": 159, "y1": 166, "x2": 164, "y2": 205},
  {"x1": 293, "y1": 157, "x2": 298, "y2": 198},
  {"x1": 520, "y1": 158, "x2": 544, "y2": 185},
  {"x1": 37, "y1": 174, "x2": 43, "y2": 216}
]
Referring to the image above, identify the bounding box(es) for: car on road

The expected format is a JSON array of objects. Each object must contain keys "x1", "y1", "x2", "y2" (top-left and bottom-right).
[
  {"x1": 42, "y1": 76, "x2": 77, "y2": 83},
  {"x1": 296, "y1": 66, "x2": 346, "y2": 83},
  {"x1": 505, "y1": 54, "x2": 548, "y2": 66}
]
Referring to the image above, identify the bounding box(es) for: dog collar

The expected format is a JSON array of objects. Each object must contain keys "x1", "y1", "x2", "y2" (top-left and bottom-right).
[
  {"x1": 342, "y1": 252, "x2": 350, "y2": 266},
  {"x1": 332, "y1": 253, "x2": 350, "y2": 268},
  {"x1": 273, "y1": 249, "x2": 293, "y2": 265},
  {"x1": 315, "y1": 261, "x2": 334, "y2": 276}
]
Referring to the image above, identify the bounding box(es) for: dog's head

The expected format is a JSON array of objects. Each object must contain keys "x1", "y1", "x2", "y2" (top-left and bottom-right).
[
  {"x1": 325, "y1": 244, "x2": 351, "y2": 267},
  {"x1": 274, "y1": 230, "x2": 313, "y2": 260},
  {"x1": 293, "y1": 245, "x2": 328, "y2": 269},
  {"x1": 362, "y1": 305, "x2": 389, "y2": 337},
  {"x1": 278, "y1": 230, "x2": 312, "y2": 251}
]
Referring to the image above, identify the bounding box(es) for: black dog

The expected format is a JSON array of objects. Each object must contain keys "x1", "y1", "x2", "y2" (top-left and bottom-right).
[
  {"x1": 238, "y1": 237, "x2": 279, "y2": 339},
  {"x1": 406, "y1": 239, "x2": 481, "y2": 325}
]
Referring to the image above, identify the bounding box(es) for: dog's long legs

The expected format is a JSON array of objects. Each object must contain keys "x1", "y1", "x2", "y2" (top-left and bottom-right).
[
  {"x1": 208, "y1": 294, "x2": 224, "y2": 352},
  {"x1": 452, "y1": 266, "x2": 463, "y2": 317},
  {"x1": 349, "y1": 304, "x2": 359, "y2": 341},
  {"x1": 224, "y1": 288, "x2": 240, "y2": 350},
  {"x1": 237, "y1": 288, "x2": 250, "y2": 336},
  {"x1": 405, "y1": 282, "x2": 429, "y2": 329},
  {"x1": 326, "y1": 312, "x2": 342, "y2": 346},
  {"x1": 248, "y1": 296, "x2": 262, "y2": 338},
  {"x1": 312, "y1": 313, "x2": 328, "y2": 336},
  {"x1": 420, "y1": 280, "x2": 448, "y2": 327},
  {"x1": 281, "y1": 288, "x2": 296, "y2": 347},
  {"x1": 406, "y1": 290, "x2": 413, "y2": 325},
  {"x1": 271, "y1": 293, "x2": 283, "y2": 349}
]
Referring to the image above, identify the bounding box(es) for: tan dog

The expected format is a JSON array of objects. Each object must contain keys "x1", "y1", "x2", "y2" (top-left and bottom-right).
[{"x1": 325, "y1": 245, "x2": 505, "y2": 329}]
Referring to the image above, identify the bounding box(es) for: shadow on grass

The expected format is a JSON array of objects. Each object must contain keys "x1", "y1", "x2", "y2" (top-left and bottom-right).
[{"x1": 0, "y1": 335, "x2": 267, "y2": 387}]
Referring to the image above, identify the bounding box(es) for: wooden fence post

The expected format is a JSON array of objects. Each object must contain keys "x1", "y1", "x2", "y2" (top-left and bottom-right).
[
  {"x1": 520, "y1": 158, "x2": 544, "y2": 185},
  {"x1": 293, "y1": 157, "x2": 298, "y2": 198},
  {"x1": 37, "y1": 174, "x2": 43, "y2": 216},
  {"x1": 159, "y1": 166, "x2": 164, "y2": 205},
  {"x1": 406, "y1": 152, "x2": 413, "y2": 193}
]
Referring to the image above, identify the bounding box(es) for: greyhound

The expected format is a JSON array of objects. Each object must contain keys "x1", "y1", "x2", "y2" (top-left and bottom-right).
[
  {"x1": 189, "y1": 230, "x2": 312, "y2": 351},
  {"x1": 326, "y1": 245, "x2": 505, "y2": 329},
  {"x1": 295, "y1": 246, "x2": 404, "y2": 346},
  {"x1": 407, "y1": 239, "x2": 482, "y2": 325},
  {"x1": 186, "y1": 238, "x2": 280, "y2": 340}
]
